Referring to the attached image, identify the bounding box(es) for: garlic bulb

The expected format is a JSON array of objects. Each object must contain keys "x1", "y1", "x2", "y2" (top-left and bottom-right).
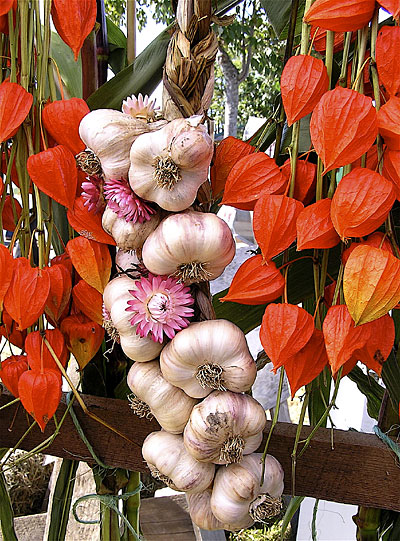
[
  {"x1": 102, "y1": 206, "x2": 161, "y2": 252},
  {"x1": 78, "y1": 109, "x2": 166, "y2": 179},
  {"x1": 183, "y1": 391, "x2": 266, "y2": 464},
  {"x1": 127, "y1": 360, "x2": 197, "y2": 433},
  {"x1": 142, "y1": 431, "x2": 215, "y2": 493},
  {"x1": 187, "y1": 489, "x2": 226, "y2": 531},
  {"x1": 103, "y1": 275, "x2": 164, "y2": 361},
  {"x1": 142, "y1": 210, "x2": 235, "y2": 284},
  {"x1": 160, "y1": 320, "x2": 256, "y2": 398},
  {"x1": 115, "y1": 249, "x2": 141, "y2": 272},
  {"x1": 128, "y1": 116, "x2": 213, "y2": 212},
  {"x1": 210, "y1": 453, "x2": 284, "y2": 528}
]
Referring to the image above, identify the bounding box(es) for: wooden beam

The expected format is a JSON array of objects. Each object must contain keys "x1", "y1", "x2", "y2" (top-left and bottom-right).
[{"x1": 1, "y1": 392, "x2": 399, "y2": 511}]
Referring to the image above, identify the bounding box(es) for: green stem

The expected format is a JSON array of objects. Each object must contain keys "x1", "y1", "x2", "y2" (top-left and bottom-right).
[
  {"x1": 338, "y1": 33, "x2": 352, "y2": 87},
  {"x1": 312, "y1": 499, "x2": 320, "y2": 541},
  {"x1": 125, "y1": 471, "x2": 140, "y2": 540},
  {"x1": 291, "y1": 391, "x2": 309, "y2": 496},
  {"x1": 325, "y1": 31, "x2": 334, "y2": 87},
  {"x1": 7, "y1": 9, "x2": 16, "y2": 83},
  {"x1": 47, "y1": 460, "x2": 79, "y2": 541},
  {"x1": 0, "y1": 465, "x2": 17, "y2": 541},
  {"x1": 354, "y1": 507, "x2": 380, "y2": 541},
  {"x1": 101, "y1": 505, "x2": 121, "y2": 541}
]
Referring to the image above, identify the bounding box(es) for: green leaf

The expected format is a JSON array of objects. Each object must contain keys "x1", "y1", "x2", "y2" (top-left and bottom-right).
[
  {"x1": 50, "y1": 31, "x2": 82, "y2": 99},
  {"x1": 347, "y1": 365, "x2": 384, "y2": 421},
  {"x1": 87, "y1": 28, "x2": 171, "y2": 110},
  {"x1": 213, "y1": 245, "x2": 341, "y2": 333},
  {"x1": 281, "y1": 496, "x2": 304, "y2": 538},
  {"x1": 0, "y1": 450, "x2": 17, "y2": 541},
  {"x1": 261, "y1": 0, "x2": 305, "y2": 38},
  {"x1": 106, "y1": 16, "x2": 127, "y2": 75},
  {"x1": 382, "y1": 351, "x2": 400, "y2": 411}
]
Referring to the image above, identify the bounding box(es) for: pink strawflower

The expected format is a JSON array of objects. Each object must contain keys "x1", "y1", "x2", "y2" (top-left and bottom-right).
[
  {"x1": 122, "y1": 93, "x2": 158, "y2": 120},
  {"x1": 81, "y1": 175, "x2": 105, "y2": 214},
  {"x1": 126, "y1": 274, "x2": 194, "y2": 343},
  {"x1": 104, "y1": 178, "x2": 156, "y2": 223}
]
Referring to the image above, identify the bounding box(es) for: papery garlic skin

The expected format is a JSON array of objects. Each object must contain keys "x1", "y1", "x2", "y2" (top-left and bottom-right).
[
  {"x1": 102, "y1": 206, "x2": 161, "y2": 252},
  {"x1": 142, "y1": 431, "x2": 215, "y2": 494},
  {"x1": 127, "y1": 360, "x2": 197, "y2": 433},
  {"x1": 128, "y1": 116, "x2": 213, "y2": 212},
  {"x1": 79, "y1": 109, "x2": 166, "y2": 180},
  {"x1": 160, "y1": 320, "x2": 256, "y2": 398},
  {"x1": 142, "y1": 210, "x2": 235, "y2": 284},
  {"x1": 115, "y1": 249, "x2": 141, "y2": 272},
  {"x1": 103, "y1": 275, "x2": 164, "y2": 361},
  {"x1": 187, "y1": 489, "x2": 227, "y2": 531},
  {"x1": 183, "y1": 391, "x2": 266, "y2": 464},
  {"x1": 210, "y1": 453, "x2": 284, "y2": 529}
]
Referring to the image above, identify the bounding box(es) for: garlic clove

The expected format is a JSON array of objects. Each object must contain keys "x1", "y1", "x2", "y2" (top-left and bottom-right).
[
  {"x1": 128, "y1": 116, "x2": 213, "y2": 212},
  {"x1": 142, "y1": 210, "x2": 235, "y2": 284},
  {"x1": 187, "y1": 489, "x2": 227, "y2": 531},
  {"x1": 127, "y1": 360, "x2": 197, "y2": 433},
  {"x1": 142, "y1": 431, "x2": 215, "y2": 494},
  {"x1": 183, "y1": 391, "x2": 266, "y2": 464},
  {"x1": 210, "y1": 453, "x2": 284, "y2": 529},
  {"x1": 102, "y1": 205, "x2": 161, "y2": 252},
  {"x1": 160, "y1": 319, "x2": 256, "y2": 398},
  {"x1": 115, "y1": 249, "x2": 141, "y2": 272},
  {"x1": 79, "y1": 109, "x2": 166, "y2": 180}
]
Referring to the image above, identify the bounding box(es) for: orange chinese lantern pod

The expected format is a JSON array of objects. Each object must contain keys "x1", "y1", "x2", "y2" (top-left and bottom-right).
[
  {"x1": 0, "y1": 81, "x2": 33, "y2": 142},
  {"x1": 18, "y1": 369, "x2": 62, "y2": 432},
  {"x1": 376, "y1": 27, "x2": 400, "y2": 97},
  {"x1": 0, "y1": 244, "x2": 14, "y2": 309},
  {"x1": 330, "y1": 168, "x2": 395, "y2": 240},
  {"x1": 220, "y1": 255, "x2": 285, "y2": 305},
  {"x1": 66, "y1": 236, "x2": 111, "y2": 293},
  {"x1": 323, "y1": 280, "x2": 336, "y2": 309},
  {"x1": 344, "y1": 245, "x2": 400, "y2": 325},
  {"x1": 51, "y1": 0, "x2": 97, "y2": 61},
  {"x1": 25, "y1": 329, "x2": 69, "y2": 373},
  {"x1": 260, "y1": 303, "x2": 314, "y2": 370},
  {"x1": 253, "y1": 194, "x2": 304, "y2": 261},
  {"x1": 44, "y1": 264, "x2": 72, "y2": 324},
  {"x1": 310, "y1": 26, "x2": 347, "y2": 54},
  {"x1": 284, "y1": 329, "x2": 328, "y2": 398},
  {"x1": 67, "y1": 196, "x2": 116, "y2": 245},
  {"x1": 27, "y1": 145, "x2": 78, "y2": 209},
  {"x1": 0, "y1": 310, "x2": 27, "y2": 349},
  {"x1": 4, "y1": 258, "x2": 51, "y2": 330},
  {"x1": 42, "y1": 98, "x2": 90, "y2": 155},
  {"x1": 304, "y1": 0, "x2": 375, "y2": 32},
  {"x1": 377, "y1": 96, "x2": 400, "y2": 150},
  {"x1": 383, "y1": 150, "x2": 400, "y2": 200},
  {"x1": 0, "y1": 355, "x2": 28, "y2": 397},
  {"x1": 280, "y1": 55, "x2": 329, "y2": 126},
  {"x1": 280, "y1": 158, "x2": 317, "y2": 205},
  {"x1": 2, "y1": 195, "x2": 22, "y2": 231},
  {"x1": 60, "y1": 313, "x2": 104, "y2": 370},
  {"x1": 296, "y1": 198, "x2": 340, "y2": 250},
  {"x1": 353, "y1": 314, "x2": 395, "y2": 376},
  {"x1": 310, "y1": 87, "x2": 377, "y2": 174},
  {"x1": 350, "y1": 144, "x2": 379, "y2": 171},
  {"x1": 322, "y1": 304, "x2": 370, "y2": 374},
  {"x1": 72, "y1": 280, "x2": 103, "y2": 324},
  {"x1": 0, "y1": 0, "x2": 14, "y2": 16},
  {"x1": 210, "y1": 136, "x2": 255, "y2": 199},
  {"x1": 342, "y1": 232, "x2": 394, "y2": 265},
  {"x1": 378, "y1": 1, "x2": 400, "y2": 18},
  {"x1": 221, "y1": 153, "x2": 287, "y2": 210}
]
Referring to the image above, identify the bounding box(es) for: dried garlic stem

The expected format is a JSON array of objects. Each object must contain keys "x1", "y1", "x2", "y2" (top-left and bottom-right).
[
  {"x1": 249, "y1": 494, "x2": 283, "y2": 522},
  {"x1": 153, "y1": 155, "x2": 181, "y2": 189},
  {"x1": 128, "y1": 394, "x2": 154, "y2": 420},
  {"x1": 174, "y1": 261, "x2": 212, "y2": 283},
  {"x1": 76, "y1": 149, "x2": 103, "y2": 176},
  {"x1": 196, "y1": 363, "x2": 226, "y2": 391},
  {"x1": 219, "y1": 435, "x2": 245, "y2": 464}
]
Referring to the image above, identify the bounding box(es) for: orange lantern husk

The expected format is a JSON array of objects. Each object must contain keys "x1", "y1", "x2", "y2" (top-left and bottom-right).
[
  {"x1": 66, "y1": 236, "x2": 111, "y2": 293},
  {"x1": 296, "y1": 198, "x2": 340, "y2": 250},
  {"x1": 304, "y1": 0, "x2": 376, "y2": 32}
]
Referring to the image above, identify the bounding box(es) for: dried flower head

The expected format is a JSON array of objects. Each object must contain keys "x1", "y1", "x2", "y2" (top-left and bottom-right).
[
  {"x1": 122, "y1": 93, "x2": 158, "y2": 121},
  {"x1": 104, "y1": 178, "x2": 156, "y2": 223},
  {"x1": 126, "y1": 274, "x2": 194, "y2": 343},
  {"x1": 81, "y1": 175, "x2": 105, "y2": 214}
]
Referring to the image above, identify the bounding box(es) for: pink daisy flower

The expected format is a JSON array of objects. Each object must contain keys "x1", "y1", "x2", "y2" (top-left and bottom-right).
[
  {"x1": 81, "y1": 175, "x2": 105, "y2": 214},
  {"x1": 104, "y1": 178, "x2": 156, "y2": 223},
  {"x1": 126, "y1": 274, "x2": 194, "y2": 343},
  {"x1": 122, "y1": 93, "x2": 159, "y2": 120}
]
